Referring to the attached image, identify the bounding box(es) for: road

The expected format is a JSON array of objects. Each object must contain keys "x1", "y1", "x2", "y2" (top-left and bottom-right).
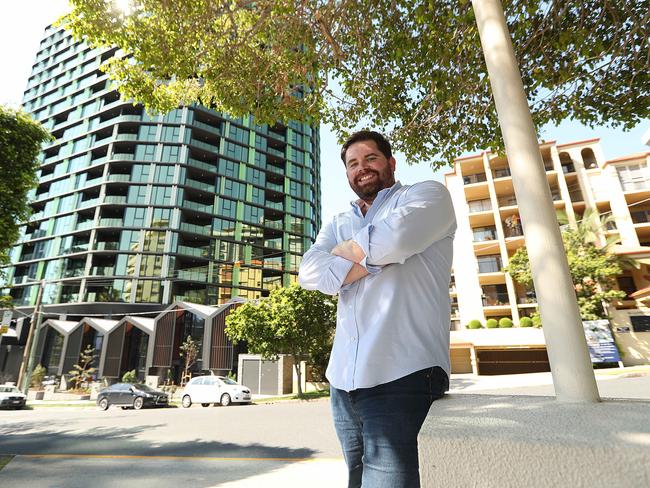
[
  {"x1": 0, "y1": 399, "x2": 347, "y2": 487},
  {"x1": 1, "y1": 369, "x2": 647, "y2": 487}
]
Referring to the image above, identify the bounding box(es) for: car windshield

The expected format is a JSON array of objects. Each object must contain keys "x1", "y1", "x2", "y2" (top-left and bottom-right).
[
  {"x1": 133, "y1": 384, "x2": 153, "y2": 392},
  {"x1": 219, "y1": 377, "x2": 238, "y2": 385},
  {"x1": 0, "y1": 386, "x2": 18, "y2": 393}
]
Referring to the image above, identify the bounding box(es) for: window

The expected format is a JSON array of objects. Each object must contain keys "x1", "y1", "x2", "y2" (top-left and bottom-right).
[
  {"x1": 617, "y1": 163, "x2": 649, "y2": 191},
  {"x1": 229, "y1": 125, "x2": 250, "y2": 144},
  {"x1": 131, "y1": 164, "x2": 151, "y2": 183},
  {"x1": 151, "y1": 186, "x2": 173, "y2": 206},
  {"x1": 154, "y1": 165, "x2": 176, "y2": 184},
  {"x1": 219, "y1": 158, "x2": 239, "y2": 178},
  {"x1": 136, "y1": 279, "x2": 162, "y2": 303},
  {"x1": 217, "y1": 197, "x2": 237, "y2": 219},
  {"x1": 477, "y1": 255, "x2": 502, "y2": 273},
  {"x1": 223, "y1": 178, "x2": 245, "y2": 200},
  {"x1": 143, "y1": 231, "x2": 166, "y2": 252},
  {"x1": 223, "y1": 142, "x2": 247, "y2": 162},
  {"x1": 249, "y1": 167, "x2": 265, "y2": 186},
  {"x1": 127, "y1": 185, "x2": 148, "y2": 204},
  {"x1": 120, "y1": 230, "x2": 141, "y2": 251},
  {"x1": 135, "y1": 144, "x2": 156, "y2": 161},
  {"x1": 161, "y1": 126, "x2": 181, "y2": 142},
  {"x1": 243, "y1": 204, "x2": 263, "y2": 225},
  {"x1": 124, "y1": 207, "x2": 147, "y2": 227},
  {"x1": 213, "y1": 218, "x2": 236, "y2": 238},
  {"x1": 161, "y1": 145, "x2": 181, "y2": 162},
  {"x1": 151, "y1": 208, "x2": 171, "y2": 227},
  {"x1": 138, "y1": 124, "x2": 158, "y2": 141}
]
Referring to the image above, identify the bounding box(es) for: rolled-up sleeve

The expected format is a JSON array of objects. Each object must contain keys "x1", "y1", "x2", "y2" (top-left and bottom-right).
[
  {"x1": 352, "y1": 181, "x2": 456, "y2": 266},
  {"x1": 299, "y1": 220, "x2": 355, "y2": 295}
]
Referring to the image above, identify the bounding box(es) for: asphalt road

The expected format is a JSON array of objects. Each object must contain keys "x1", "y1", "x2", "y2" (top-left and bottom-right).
[{"x1": 0, "y1": 399, "x2": 346, "y2": 487}]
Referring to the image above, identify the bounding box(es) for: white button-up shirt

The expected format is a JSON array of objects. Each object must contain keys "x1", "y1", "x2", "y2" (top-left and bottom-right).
[{"x1": 299, "y1": 180, "x2": 456, "y2": 391}]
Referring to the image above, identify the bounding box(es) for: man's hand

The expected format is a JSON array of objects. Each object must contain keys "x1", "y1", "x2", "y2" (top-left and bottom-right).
[{"x1": 332, "y1": 240, "x2": 366, "y2": 264}]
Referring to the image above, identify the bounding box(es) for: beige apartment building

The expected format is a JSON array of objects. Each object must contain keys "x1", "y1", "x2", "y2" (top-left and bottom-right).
[{"x1": 445, "y1": 138, "x2": 650, "y2": 373}]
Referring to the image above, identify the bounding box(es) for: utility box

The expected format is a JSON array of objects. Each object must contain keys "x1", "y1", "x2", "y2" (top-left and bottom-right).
[{"x1": 237, "y1": 354, "x2": 294, "y2": 395}]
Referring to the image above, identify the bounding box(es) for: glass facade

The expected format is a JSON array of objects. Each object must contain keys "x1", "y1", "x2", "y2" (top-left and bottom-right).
[{"x1": 3, "y1": 25, "x2": 321, "y2": 309}]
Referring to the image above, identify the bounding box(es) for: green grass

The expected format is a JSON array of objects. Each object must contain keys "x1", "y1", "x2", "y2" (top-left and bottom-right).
[
  {"x1": 0, "y1": 455, "x2": 14, "y2": 471},
  {"x1": 254, "y1": 389, "x2": 330, "y2": 404}
]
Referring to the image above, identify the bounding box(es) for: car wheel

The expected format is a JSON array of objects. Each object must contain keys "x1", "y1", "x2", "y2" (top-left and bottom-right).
[
  {"x1": 220, "y1": 393, "x2": 231, "y2": 407},
  {"x1": 133, "y1": 397, "x2": 144, "y2": 410},
  {"x1": 201, "y1": 403, "x2": 210, "y2": 407},
  {"x1": 99, "y1": 398, "x2": 109, "y2": 411},
  {"x1": 181, "y1": 395, "x2": 192, "y2": 408}
]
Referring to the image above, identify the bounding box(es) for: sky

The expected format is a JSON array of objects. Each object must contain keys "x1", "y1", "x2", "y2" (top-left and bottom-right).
[{"x1": 2, "y1": 1, "x2": 649, "y2": 224}]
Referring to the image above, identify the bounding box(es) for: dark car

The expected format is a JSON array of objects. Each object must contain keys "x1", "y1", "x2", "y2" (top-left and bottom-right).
[{"x1": 97, "y1": 383, "x2": 168, "y2": 410}]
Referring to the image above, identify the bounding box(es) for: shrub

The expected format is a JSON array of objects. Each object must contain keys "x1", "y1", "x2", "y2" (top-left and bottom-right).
[
  {"x1": 498, "y1": 317, "x2": 514, "y2": 328},
  {"x1": 467, "y1": 319, "x2": 483, "y2": 329},
  {"x1": 519, "y1": 317, "x2": 533, "y2": 328},
  {"x1": 532, "y1": 312, "x2": 543, "y2": 328},
  {"x1": 486, "y1": 319, "x2": 498, "y2": 328},
  {"x1": 122, "y1": 369, "x2": 137, "y2": 383},
  {"x1": 30, "y1": 364, "x2": 46, "y2": 389}
]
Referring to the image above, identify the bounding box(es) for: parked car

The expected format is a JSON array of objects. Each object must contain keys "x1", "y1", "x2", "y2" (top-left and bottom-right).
[
  {"x1": 181, "y1": 376, "x2": 251, "y2": 408},
  {"x1": 0, "y1": 385, "x2": 27, "y2": 409},
  {"x1": 97, "y1": 383, "x2": 168, "y2": 411}
]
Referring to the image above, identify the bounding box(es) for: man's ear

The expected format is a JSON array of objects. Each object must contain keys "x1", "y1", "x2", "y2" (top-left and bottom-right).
[{"x1": 390, "y1": 156, "x2": 397, "y2": 172}]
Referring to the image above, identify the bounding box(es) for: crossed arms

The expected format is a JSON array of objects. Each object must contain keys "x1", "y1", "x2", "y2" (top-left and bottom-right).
[{"x1": 298, "y1": 181, "x2": 456, "y2": 295}]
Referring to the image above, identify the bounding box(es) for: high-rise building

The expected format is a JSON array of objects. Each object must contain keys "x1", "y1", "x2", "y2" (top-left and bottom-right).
[
  {"x1": 445, "y1": 138, "x2": 650, "y2": 372},
  {"x1": 2, "y1": 24, "x2": 321, "y2": 317}
]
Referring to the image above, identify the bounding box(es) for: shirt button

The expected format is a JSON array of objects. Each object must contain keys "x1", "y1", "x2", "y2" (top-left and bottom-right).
[{"x1": 351, "y1": 337, "x2": 356, "y2": 342}]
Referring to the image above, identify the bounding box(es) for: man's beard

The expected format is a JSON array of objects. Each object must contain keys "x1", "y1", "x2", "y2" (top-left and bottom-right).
[{"x1": 350, "y1": 169, "x2": 395, "y2": 200}]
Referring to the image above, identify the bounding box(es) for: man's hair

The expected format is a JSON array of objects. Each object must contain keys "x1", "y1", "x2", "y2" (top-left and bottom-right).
[{"x1": 340, "y1": 130, "x2": 392, "y2": 165}]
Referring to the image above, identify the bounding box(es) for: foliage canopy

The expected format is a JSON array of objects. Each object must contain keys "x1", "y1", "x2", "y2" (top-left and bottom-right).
[
  {"x1": 61, "y1": 1, "x2": 648, "y2": 166},
  {"x1": 225, "y1": 284, "x2": 337, "y2": 396},
  {"x1": 504, "y1": 210, "x2": 632, "y2": 320},
  {"x1": 0, "y1": 106, "x2": 51, "y2": 306}
]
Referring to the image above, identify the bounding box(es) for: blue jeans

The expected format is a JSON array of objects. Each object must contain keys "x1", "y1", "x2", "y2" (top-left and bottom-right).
[{"x1": 331, "y1": 367, "x2": 448, "y2": 488}]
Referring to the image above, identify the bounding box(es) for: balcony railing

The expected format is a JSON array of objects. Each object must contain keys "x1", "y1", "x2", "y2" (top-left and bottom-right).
[
  {"x1": 473, "y1": 229, "x2": 497, "y2": 242},
  {"x1": 186, "y1": 178, "x2": 215, "y2": 193},
  {"x1": 192, "y1": 120, "x2": 222, "y2": 135},
  {"x1": 267, "y1": 147, "x2": 285, "y2": 158},
  {"x1": 266, "y1": 200, "x2": 284, "y2": 211},
  {"x1": 183, "y1": 200, "x2": 214, "y2": 214},
  {"x1": 498, "y1": 196, "x2": 517, "y2": 207},
  {"x1": 176, "y1": 269, "x2": 209, "y2": 282},
  {"x1": 187, "y1": 157, "x2": 216, "y2": 173},
  {"x1": 264, "y1": 239, "x2": 283, "y2": 250},
  {"x1": 95, "y1": 241, "x2": 119, "y2": 250},
  {"x1": 179, "y1": 222, "x2": 211, "y2": 235},
  {"x1": 103, "y1": 195, "x2": 127, "y2": 205},
  {"x1": 463, "y1": 173, "x2": 487, "y2": 185},
  {"x1": 110, "y1": 153, "x2": 135, "y2": 161},
  {"x1": 493, "y1": 168, "x2": 511, "y2": 178},
  {"x1": 97, "y1": 218, "x2": 124, "y2": 227},
  {"x1": 190, "y1": 138, "x2": 220, "y2": 153},
  {"x1": 631, "y1": 210, "x2": 650, "y2": 224},
  {"x1": 482, "y1": 293, "x2": 510, "y2": 306},
  {"x1": 478, "y1": 260, "x2": 502, "y2": 273},
  {"x1": 468, "y1": 199, "x2": 492, "y2": 213},
  {"x1": 266, "y1": 181, "x2": 284, "y2": 193},
  {"x1": 621, "y1": 180, "x2": 650, "y2": 192},
  {"x1": 263, "y1": 220, "x2": 284, "y2": 230},
  {"x1": 176, "y1": 245, "x2": 210, "y2": 258},
  {"x1": 91, "y1": 266, "x2": 114, "y2": 275},
  {"x1": 107, "y1": 174, "x2": 131, "y2": 183}
]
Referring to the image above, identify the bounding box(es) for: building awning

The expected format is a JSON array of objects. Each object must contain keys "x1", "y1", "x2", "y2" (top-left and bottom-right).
[
  {"x1": 611, "y1": 245, "x2": 650, "y2": 265},
  {"x1": 40, "y1": 319, "x2": 79, "y2": 336},
  {"x1": 116, "y1": 316, "x2": 155, "y2": 334}
]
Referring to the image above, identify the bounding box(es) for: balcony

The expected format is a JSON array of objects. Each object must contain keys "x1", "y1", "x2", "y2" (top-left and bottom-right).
[
  {"x1": 183, "y1": 200, "x2": 214, "y2": 214},
  {"x1": 263, "y1": 220, "x2": 284, "y2": 230},
  {"x1": 478, "y1": 259, "x2": 503, "y2": 273},
  {"x1": 103, "y1": 195, "x2": 127, "y2": 205},
  {"x1": 97, "y1": 218, "x2": 123, "y2": 228},
  {"x1": 493, "y1": 168, "x2": 511, "y2": 178},
  {"x1": 79, "y1": 198, "x2": 101, "y2": 208},
  {"x1": 173, "y1": 291, "x2": 207, "y2": 303},
  {"x1": 498, "y1": 195, "x2": 517, "y2": 207},
  {"x1": 85, "y1": 176, "x2": 104, "y2": 187},
  {"x1": 76, "y1": 221, "x2": 96, "y2": 231},
  {"x1": 265, "y1": 200, "x2": 284, "y2": 211},
  {"x1": 192, "y1": 120, "x2": 221, "y2": 135},
  {"x1": 463, "y1": 173, "x2": 487, "y2": 185},
  {"x1": 107, "y1": 174, "x2": 131, "y2": 183},
  {"x1": 561, "y1": 164, "x2": 575, "y2": 174},
  {"x1": 266, "y1": 164, "x2": 285, "y2": 175},
  {"x1": 176, "y1": 269, "x2": 209, "y2": 282},
  {"x1": 631, "y1": 210, "x2": 650, "y2": 224},
  {"x1": 95, "y1": 241, "x2": 119, "y2": 251},
  {"x1": 190, "y1": 138, "x2": 219, "y2": 153},
  {"x1": 468, "y1": 199, "x2": 492, "y2": 213},
  {"x1": 482, "y1": 293, "x2": 510, "y2": 306},
  {"x1": 264, "y1": 239, "x2": 283, "y2": 250},
  {"x1": 472, "y1": 229, "x2": 497, "y2": 242},
  {"x1": 267, "y1": 131, "x2": 286, "y2": 143},
  {"x1": 179, "y1": 222, "x2": 211, "y2": 235},
  {"x1": 187, "y1": 157, "x2": 216, "y2": 173},
  {"x1": 621, "y1": 180, "x2": 650, "y2": 192},
  {"x1": 91, "y1": 266, "x2": 114, "y2": 275},
  {"x1": 186, "y1": 178, "x2": 215, "y2": 193},
  {"x1": 267, "y1": 147, "x2": 285, "y2": 159},
  {"x1": 176, "y1": 245, "x2": 210, "y2": 258},
  {"x1": 110, "y1": 153, "x2": 135, "y2": 161},
  {"x1": 266, "y1": 181, "x2": 284, "y2": 193}
]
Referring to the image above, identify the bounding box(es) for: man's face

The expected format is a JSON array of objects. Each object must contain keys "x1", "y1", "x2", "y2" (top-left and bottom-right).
[{"x1": 345, "y1": 140, "x2": 396, "y2": 200}]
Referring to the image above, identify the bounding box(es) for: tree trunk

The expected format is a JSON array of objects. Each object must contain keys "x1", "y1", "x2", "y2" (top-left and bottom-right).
[{"x1": 293, "y1": 358, "x2": 303, "y2": 398}]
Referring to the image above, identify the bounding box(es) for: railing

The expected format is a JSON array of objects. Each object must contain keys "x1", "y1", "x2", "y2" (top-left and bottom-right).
[
  {"x1": 107, "y1": 174, "x2": 131, "y2": 183},
  {"x1": 76, "y1": 221, "x2": 96, "y2": 231},
  {"x1": 98, "y1": 218, "x2": 124, "y2": 227},
  {"x1": 176, "y1": 269, "x2": 208, "y2": 282},
  {"x1": 110, "y1": 153, "x2": 135, "y2": 161},
  {"x1": 185, "y1": 178, "x2": 215, "y2": 193},
  {"x1": 493, "y1": 168, "x2": 511, "y2": 178},
  {"x1": 95, "y1": 241, "x2": 119, "y2": 250},
  {"x1": 631, "y1": 210, "x2": 650, "y2": 224},
  {"x1": 79, "y1": 198, "x2": 101, "y2": 208},
  {"x1": 463, "y1": 173, "x2": 487, "y2": 185},
  {"x1": 478, "y1": 260, "x2": 502, "y2": 273},
  {"x1": 179, "y1": 222, "x2": 211, "y2": 235},
  {"x1": 621, "y1": 180, "x2": 650, "y2": 192},
  {"x1": 103, "y1": 195, "x2": 127, "y2": 204},
  {"x1": 267, "y1": 147, "x2": 285, "y2": 158},
  {"x1": 176, "y1": 245, "x2": 210, "y2": 258},
  {"x1": 173, "y1": 292, "x2": 207, "y2": 303},
  {"x1": 482, "y1": 293, "x2": 510, "y2": 306},
  {"x1": 264, "y1": 239, "x2": 283, "y2": 250},
  {"x1": 192, "y1": 120, "x2": 222, "y2": 135},
  {"x1": 190, "y1": 138, "x2": 220, "y2": 153},
  {"x1": 91, "y1": 266, "x2": 114, "y2": 275},
  {"x1": 187, "y1": 157, "x2": 216, "y2": 173},
  {"x1": 183, "y1": 200, "x2": 214, "y2": 214},
  {"x1": 266, "y1": 164, "x2": 285, "y2": 175},
  {"x1": 569, "y1": 190, "x2": 583, "y2": 202},
  {"x1": 498, "y1": 196, "x2": 517, "y2": 207},
  {"x1": 114, "y1": 133, "x2": 138, "y2": 142},
  {"x1": 266, "y1": 200, "x2": 284, "y2": 211},
  {"x1": 468, "y1": 199, "x2": 492, "y2": 213},
  {"x1": 263, "y1": 220, "x2": 284, "y2": 230},
  {"x1": 472, "y1": 229, "x2": 497, "y2": 242},
  {"x1": 266, "y1": 181, "x2": 284, "y2": 193},
  {"x1": 85, "y1": 176, "x2": 104, "y2": 187},
  {"x1": 267, "y1": 131, "x2": 286, "y2": 142}
]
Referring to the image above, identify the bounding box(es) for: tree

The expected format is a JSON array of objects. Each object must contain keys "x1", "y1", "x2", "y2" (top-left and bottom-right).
[
  {"x1": 0, "y1": 106, "x2": 51, "y2": 307},
  {"x1": 504, "y1": 210, "x2": 633, "y2": 320},
  {"x1": 60, "y1": 1, "x2": 648, "y2": 165},
  {"x1": 68, "y1": 345, "x2": 97, "y2": 391},
  {"x1": 179, "y1": 335, "x2": 200, "y2": 385},
  {"x1": 225, "y1": 284, "x2": 337, "y2": 397}
]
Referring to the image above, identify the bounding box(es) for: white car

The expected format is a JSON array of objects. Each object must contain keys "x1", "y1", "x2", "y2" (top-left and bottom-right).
[
  {"x1": 0, "y1": 385, "x2": 27, "y2": 409},
  {"x1": 181, "y1": 376, "x2": 251, "y2": 408}
]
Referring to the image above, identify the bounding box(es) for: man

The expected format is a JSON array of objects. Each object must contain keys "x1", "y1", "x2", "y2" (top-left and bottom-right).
[{"x1": 299, "y1": 130, "x2": 456, "y2": 487}]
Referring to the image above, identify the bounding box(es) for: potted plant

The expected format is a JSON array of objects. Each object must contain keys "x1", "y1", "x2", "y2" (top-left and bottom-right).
[{"x1": 28, "y1": 364, "x2": 47, "y2": 400}]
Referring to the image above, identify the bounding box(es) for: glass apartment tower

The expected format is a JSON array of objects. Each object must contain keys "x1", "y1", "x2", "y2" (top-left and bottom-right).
[{"x1": 3, "y1": 25, "x2": 321, "y2": 315}]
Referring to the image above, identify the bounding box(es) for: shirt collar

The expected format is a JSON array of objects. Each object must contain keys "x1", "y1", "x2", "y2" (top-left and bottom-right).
[{"x1": 350, "y1": 181, "x2": 403, "y2": 216}]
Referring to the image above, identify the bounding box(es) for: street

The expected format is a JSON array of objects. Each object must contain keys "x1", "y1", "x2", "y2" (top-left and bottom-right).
[
  {"x1": 0, "y1": 399, "x2": 346, "y2": 487},
  {"x1": 1, "y1": 369, "x2": 648, "y2": 487}
]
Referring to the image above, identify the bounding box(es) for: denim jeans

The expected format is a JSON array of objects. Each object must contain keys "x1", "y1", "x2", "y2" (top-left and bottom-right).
[{"x1": 330, "y1": 367, "x2": 448, "y2": 488}]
